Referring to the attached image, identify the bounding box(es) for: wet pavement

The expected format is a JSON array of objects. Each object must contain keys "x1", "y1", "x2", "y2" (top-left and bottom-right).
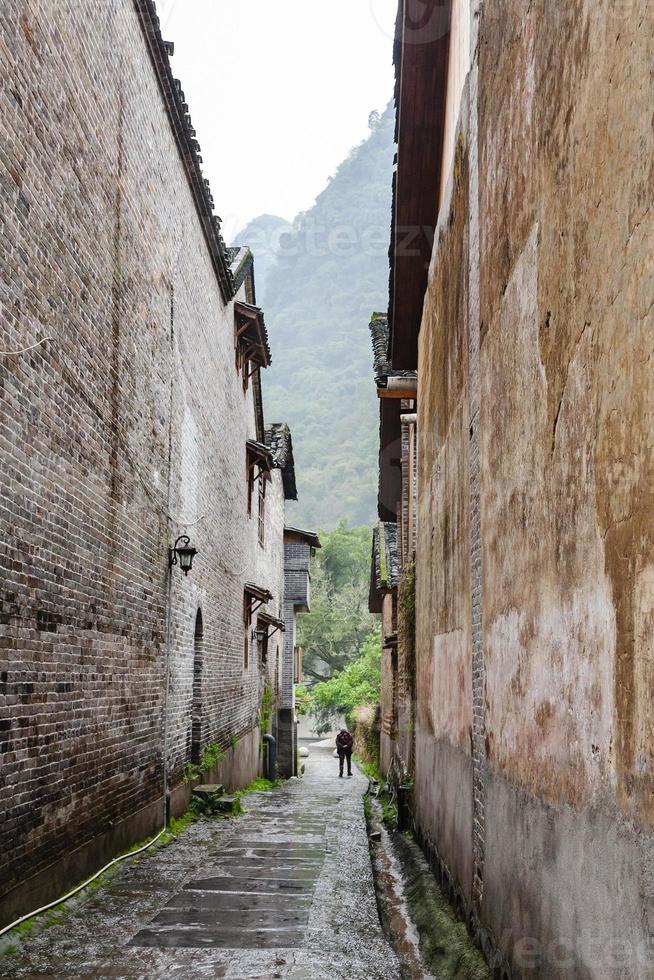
[{"x1": 0, "y1": 745, "x2": 400, "y2": 979}]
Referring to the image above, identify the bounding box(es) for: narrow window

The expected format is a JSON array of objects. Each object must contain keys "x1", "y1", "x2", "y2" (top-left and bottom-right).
[
  {"x1": 191, "y1": 609, "x2": 203, "y2": 762},
  {"x1": 243, "y1": 595, "x2": 251, "y2": 670},
  {"x1": 247, "y1": 461, "x2": 254, "y2": 516},
  {"x1": 258, "y1": 476, "x2": 266, "y2": 547}
]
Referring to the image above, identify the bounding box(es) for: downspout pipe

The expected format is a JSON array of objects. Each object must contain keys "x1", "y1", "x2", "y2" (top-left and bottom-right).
[{"x1": 262, "y1": 733, "x2": 276, "y2": 781}]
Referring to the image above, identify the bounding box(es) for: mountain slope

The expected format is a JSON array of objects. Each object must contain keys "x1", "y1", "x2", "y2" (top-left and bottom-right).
[{"x1": 243, "y1": 105, "x2": 395, "y2": 529}]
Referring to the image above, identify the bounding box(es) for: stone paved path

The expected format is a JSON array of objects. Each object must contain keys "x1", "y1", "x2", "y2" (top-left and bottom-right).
[{"x1": 0, "y1": 746, "x2": 400, "y2": 979}]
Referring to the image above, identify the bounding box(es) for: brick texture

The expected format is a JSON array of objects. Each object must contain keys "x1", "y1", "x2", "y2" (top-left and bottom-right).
[{"x1": 0, "y1": 0, "x2": 285, "y2": 923}]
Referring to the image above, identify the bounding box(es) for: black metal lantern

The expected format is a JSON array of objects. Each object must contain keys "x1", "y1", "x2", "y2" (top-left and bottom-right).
[{"x1": 169, "y1": 535, "x2": 198, "y2": 576}]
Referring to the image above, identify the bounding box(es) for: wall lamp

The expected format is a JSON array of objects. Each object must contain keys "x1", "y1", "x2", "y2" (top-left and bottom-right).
[{"x1": 169, "y1": 535, "x2": 198, "y2": 576}]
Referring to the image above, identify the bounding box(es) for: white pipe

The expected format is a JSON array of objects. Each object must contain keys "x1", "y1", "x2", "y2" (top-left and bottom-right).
[{"x1": 0, "y1": 826, "x2": 166, "y2": 938}]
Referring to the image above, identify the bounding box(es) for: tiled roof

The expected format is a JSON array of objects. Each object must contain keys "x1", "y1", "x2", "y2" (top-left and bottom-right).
[
  {"x1": 235, "y1": 302, "x2": 272, "y2": 367},
  {"x1": 227, "y1": 246, "x2": 255, "y2": 297},
  {"x1": 264, "y1": 423, "x2": 298, "y2": 501},
  {"x1": 284, "y1": 526, "x2": 321, "y2": 549},
  {"x1": 370, "y1": 313, "x2": 392, "y2": 381},
  {"x1": 369, "y1": 313, "x2": 416, "y2": 387}
]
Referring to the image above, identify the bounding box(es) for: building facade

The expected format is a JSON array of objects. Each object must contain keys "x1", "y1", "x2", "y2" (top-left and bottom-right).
[
  {"x1": 0, "y1": 0, "x2": 294, "y2": 929},
  {"x1": 279, "y1": 527, "x2": 321, "y2": 778},
  {"x1": 368, "y1": 313, "x2": 416, "y2": 782},
  {"x1": 375, "y1": 0, "x2": 654, "y2": 976}
]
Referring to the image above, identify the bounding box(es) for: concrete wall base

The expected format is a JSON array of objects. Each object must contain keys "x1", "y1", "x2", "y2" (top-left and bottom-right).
[{"x1": 0, "y1": 794, "x2": 163, "y2": 932}]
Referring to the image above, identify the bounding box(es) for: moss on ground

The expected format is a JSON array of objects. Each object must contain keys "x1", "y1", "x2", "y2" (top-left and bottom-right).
[
  {"x1": 237, "y1": 776, "x2": 281, "y2": 797},
  {"x1": 394, "y1": 832, "x2": 490, "y2": 980}
]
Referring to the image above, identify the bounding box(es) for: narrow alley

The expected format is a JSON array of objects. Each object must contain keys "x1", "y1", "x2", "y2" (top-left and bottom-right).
[
  {"x1": 0, "y1": 748, "x2": 399, "y2": 980},
  {"x1": 2, "y1": 0, "x2": 653, "y2": 976}
]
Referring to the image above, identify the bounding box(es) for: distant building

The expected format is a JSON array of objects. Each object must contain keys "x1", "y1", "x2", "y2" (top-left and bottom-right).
[
  {"x1": 368, "y1": 313, "x2": 416, "y2": 782},
  {"x1": 369, "y1": 521, "x2": 399, "y2": 775},
  {"x1": 0, "y1": 0, "x2": 296, "y2": 930},
  {"x1": 279, "y1": 527, "x2": 321, "y2": 777}
]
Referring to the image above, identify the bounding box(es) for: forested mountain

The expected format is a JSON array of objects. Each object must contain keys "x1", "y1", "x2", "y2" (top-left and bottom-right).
[{"x1": 236, "y1": 104, "x2": 395, "y2": 529}]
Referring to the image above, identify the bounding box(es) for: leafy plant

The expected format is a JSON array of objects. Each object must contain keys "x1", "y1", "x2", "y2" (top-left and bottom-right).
[
  {"x1": 259, "y1": 682, "x2": 274, "y2": 734},
  {"x1": 183, "y1": 740, "x2": 225, "y2": 783},
  {"x1": 238, "y1": 777, "x2": 281, "y2": 795},
  {"x1": 294, "y1": 684, "x2": 312, "y2": 716}
]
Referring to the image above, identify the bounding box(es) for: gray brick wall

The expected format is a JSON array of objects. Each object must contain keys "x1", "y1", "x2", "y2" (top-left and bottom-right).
[{"x1": 0, "y1": 0, "x2": 284, "y2": 921}]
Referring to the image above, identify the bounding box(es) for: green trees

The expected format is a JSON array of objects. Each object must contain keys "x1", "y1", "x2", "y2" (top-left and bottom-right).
[
  {"x1": 296, "y1": 522, "x2": 381, "y2": 733},
  {"x1": 310, "y1": 631, "x2": 381, "y2": 732},
  {"x1": 298, "y1": 522, "x2": 377, "y2": 682}
]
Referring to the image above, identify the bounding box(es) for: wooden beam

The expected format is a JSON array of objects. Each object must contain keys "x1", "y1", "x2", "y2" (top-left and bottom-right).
[{"x1": 378, "y1": 388, "x2": 418, "y2": 400}]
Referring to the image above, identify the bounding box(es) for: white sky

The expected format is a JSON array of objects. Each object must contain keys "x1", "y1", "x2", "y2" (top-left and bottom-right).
[{"x1": 159, "y1": 0, "x2": 397, "y2": 240}]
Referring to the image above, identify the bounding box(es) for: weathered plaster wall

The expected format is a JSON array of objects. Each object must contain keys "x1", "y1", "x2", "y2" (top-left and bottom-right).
[
  {"x1": 415, "y1": 0, "x2": 654, "y2": 974},
  {"x1": 478, "y1": 2, "x2": 654, "y2": 972},
  {"x1": 439, "y1": 0, "x2": 471, "y2": 209},
  {"x1": 416, "y1": 131, "x2": 474, "y2": 904}
]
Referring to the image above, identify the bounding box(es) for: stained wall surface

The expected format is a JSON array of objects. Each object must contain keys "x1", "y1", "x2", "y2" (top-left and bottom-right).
[{"x1": 414, "y1": 1, "x2": 654, "y2": 974}]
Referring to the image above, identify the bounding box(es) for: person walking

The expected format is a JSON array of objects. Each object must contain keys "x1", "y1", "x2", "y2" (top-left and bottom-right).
[{"x1": 336, "y1": 728, "x2": 353, "y2": 777}]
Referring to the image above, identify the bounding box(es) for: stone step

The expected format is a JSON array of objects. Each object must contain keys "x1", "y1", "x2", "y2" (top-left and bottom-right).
[
  {"x1": 191, "y1": 785, "x2": 236, "y2": 816},
  {"x1": 192, "y1": 783, "x2": 224, "y2": 797}
]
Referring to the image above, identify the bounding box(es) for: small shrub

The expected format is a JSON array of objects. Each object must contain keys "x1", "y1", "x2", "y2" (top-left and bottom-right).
[{"x1": 183, "y1": 740, "x2": 225, "y2": 783}]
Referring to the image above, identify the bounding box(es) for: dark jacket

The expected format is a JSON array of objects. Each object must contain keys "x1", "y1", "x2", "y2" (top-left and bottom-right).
[{"x1": 336, "y1": 730, "x2": 353, "y2": 752}]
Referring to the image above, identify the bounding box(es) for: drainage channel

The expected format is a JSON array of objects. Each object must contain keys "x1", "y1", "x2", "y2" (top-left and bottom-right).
[
  {"x1": 366, "y1": 789, "x2": 435, "y2": 980},
  {"x1": 365, "y1": 784, "x2": 491, "y2": 980}
]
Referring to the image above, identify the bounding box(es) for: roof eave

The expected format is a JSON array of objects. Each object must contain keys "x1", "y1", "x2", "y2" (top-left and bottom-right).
[{"x1": 389, "y1": 0, "x2": 452, "y2": 370}]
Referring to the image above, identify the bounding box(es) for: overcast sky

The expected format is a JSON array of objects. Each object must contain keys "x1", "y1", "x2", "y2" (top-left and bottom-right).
[{"x1": 159, "y1": 0, "x2": 396, "y2": 240}]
